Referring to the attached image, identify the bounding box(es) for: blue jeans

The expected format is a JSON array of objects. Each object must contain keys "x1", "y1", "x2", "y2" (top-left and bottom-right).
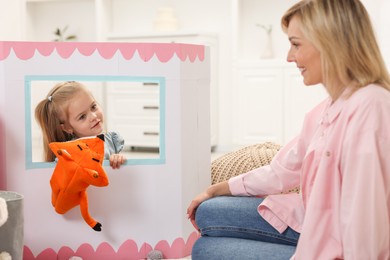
[{"x1": 192, "y1": 196, "x2": 299, "y2": 260}]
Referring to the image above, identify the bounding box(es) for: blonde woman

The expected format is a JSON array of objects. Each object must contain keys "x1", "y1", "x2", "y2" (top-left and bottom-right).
[{"x1": 187, "y1": 0, "x2": 390, "y2": 259}]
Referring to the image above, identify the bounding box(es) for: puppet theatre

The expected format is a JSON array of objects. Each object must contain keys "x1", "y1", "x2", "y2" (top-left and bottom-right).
[{"x1": 0, "y1": 41, "x2": 210, "y2": 259}]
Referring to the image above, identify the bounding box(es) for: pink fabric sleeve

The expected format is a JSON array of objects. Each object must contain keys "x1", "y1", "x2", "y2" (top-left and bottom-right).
[
  {"x1": 228, "y1": 99, "x2": 330, "y2": 197},
  {"x1": 228, "y1": 136, "x2": 302, "y2": 197}
]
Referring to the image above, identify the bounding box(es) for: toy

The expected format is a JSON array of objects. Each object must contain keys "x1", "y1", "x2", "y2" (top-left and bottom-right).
[
  {"x1": 147, "y1": 250, "x2": 163, "y2": 260},
  {"x1": 49, "y1": 135, "x2": 109, "y2": 231},
  {"x1": 0, "y1": 197, "x2": 11, "y2": 260}
]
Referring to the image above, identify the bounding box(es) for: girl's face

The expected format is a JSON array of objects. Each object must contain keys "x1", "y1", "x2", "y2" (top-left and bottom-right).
[
  {"x1": 286, "y1": 16, "x2": 323, "y2": 86},
  {"x1": 61, "y1": 90, "x2": 104, "y2": 138}
]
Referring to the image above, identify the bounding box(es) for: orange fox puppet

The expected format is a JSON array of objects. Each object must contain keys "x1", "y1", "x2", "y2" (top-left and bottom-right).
[{"x1": 49, "y1": 135, "x2": 109, "y2": 231}]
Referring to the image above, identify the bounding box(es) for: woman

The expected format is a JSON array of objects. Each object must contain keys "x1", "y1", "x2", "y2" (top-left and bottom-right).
[{"x1": 187, "y1": 0, "x2": 390, "y2": 259}]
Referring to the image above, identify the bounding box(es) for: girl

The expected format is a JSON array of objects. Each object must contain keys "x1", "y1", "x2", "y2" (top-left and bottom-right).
[{"x1": 35, "y1": 81, "x2": 126, "y2": 169}]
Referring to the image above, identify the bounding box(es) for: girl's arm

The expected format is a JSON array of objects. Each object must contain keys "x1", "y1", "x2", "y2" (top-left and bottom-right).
[
  {"x1": 105, "y1": 131, "x2": 126, "y2": 169},
  {"x1": 109, "y1": 153, "x2": 126, "y2": 169}
]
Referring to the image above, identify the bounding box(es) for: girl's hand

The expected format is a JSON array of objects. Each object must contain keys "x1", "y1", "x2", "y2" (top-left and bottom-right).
[{"x1": 109, "y1": 153, "x2": 126, "y2": 169}]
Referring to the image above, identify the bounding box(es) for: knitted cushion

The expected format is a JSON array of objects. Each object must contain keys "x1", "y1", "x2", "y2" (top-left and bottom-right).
[
  {"x1": 211, "y1": 142, "x2": 281, "y2": 184},
  {"x1": 211, "y1": 142, "x2": 299, "y2": 194}
]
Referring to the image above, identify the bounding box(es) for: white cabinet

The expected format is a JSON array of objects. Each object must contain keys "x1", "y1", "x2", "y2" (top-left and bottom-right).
[
  {"x1": 105, "y1": 81, "x2": 160, "y2": 149},
  {"x1": 233, "y1": 60, "x2": 327, "y2": 145},
  {"x1": 107, "y1": 33, "x2": 218, "y2": 147},
  {"x1": 233, "y1": 63, "x2": 284, "y2": 144}
]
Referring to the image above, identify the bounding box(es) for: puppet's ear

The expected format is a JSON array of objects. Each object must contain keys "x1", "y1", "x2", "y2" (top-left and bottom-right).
[
  {"x1": 84, "y1": 168, "x2": 100, "y2": 179},
  {"x1": 56, "y1": 149, "x2": 72, "y2": 160},
  {"x1": 97, "y1": 134, "x2": 104, "y2": 141},
  {"x1": 49, "y1": 143, "x2": 73, "y2": 160},
  {"x1": 49, "y1": 142, "x2": 59, "y2": 154}
]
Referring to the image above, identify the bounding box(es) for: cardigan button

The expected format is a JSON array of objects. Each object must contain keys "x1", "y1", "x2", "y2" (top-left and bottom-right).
[{"x1": 325, "y1": 151, "x2": 331, "y2": 157}]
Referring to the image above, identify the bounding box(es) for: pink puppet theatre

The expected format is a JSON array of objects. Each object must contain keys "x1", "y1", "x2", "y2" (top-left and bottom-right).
[
  {"x1": 49, "y1": 135, "x2": 109, "y2": 231},
  {"x1": 0, "y1": 41, "x2": 210, "y2": 259}
]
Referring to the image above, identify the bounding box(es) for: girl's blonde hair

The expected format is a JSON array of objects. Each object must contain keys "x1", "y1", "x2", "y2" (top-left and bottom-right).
[
  {"x1": 34, "y1": 81, "x2": 88, "y2": 162},
  {"x1": 281, "y1": 0, "x2": 390, "y2": 99}
]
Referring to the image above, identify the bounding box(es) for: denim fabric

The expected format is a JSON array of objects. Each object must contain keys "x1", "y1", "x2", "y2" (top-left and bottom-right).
[
  {"x1": 192, "y1": 196, "x2": 299, "y2": 259},
  {"x1": 192, "y1": 236, "x2": 296, "y2": 260}
]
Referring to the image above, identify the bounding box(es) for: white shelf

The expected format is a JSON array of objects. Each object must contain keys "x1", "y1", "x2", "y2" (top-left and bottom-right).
[
  {"x1": 26, "y1": 0, "x2": 91, "y2": 2},
  {"x1": 234, "y1": 0, "x2": 298, "y2": 60},
  {"x1": 25, "y1": 0, "x2": 96, "y2": 42},
  {"x1": 106, "y1": 31, "x2": 218, "y2": 41},
  {"x1": 236, "y1": 59, "x2": 295, "y2": 68}
]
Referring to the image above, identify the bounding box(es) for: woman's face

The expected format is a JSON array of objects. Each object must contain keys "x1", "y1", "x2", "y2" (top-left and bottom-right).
[
  {"x1": 287, "y1": 16, "x2": 323, "y2": 86},
  {"x1": 61, "y1": 90, "x2": 104, "y2": 138}
]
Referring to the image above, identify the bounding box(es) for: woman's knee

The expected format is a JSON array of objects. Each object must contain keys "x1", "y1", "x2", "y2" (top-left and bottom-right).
[
  {"x1": 195, "y1": 197, "x2": 222, "y2": 229},
  {"x1": 195, "y1": 196, "x2": 264, "y2": 230}
]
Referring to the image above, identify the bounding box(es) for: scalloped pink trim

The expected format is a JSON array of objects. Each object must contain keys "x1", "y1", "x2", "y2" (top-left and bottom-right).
[
  {"x1": 0, "y1": 41, "x2": 205, "y2": 62},
  {"x1": 23, "y1": 231, "x2": 200, "y2": 259}
]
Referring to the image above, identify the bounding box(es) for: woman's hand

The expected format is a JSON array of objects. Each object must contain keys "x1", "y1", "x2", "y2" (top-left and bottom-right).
[
  {"x1": 186, "y1": 181, "x2": 232, "y2": 231},
  {"x1": 187, "y1": 191, "x2": 213, "y2": 230},
  {"x1": 109, "y1": 153, "x2": 126, "y2": 169}
]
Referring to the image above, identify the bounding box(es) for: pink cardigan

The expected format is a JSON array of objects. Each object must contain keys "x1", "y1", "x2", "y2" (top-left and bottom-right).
[{"x1": 229, "y1": 84, "x2": 390, "y2": 259}]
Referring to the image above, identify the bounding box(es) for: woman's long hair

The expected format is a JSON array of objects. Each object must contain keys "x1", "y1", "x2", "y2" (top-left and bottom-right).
[{"x1": 281, "y1": 0, "x2": 390, "y2": 99}]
